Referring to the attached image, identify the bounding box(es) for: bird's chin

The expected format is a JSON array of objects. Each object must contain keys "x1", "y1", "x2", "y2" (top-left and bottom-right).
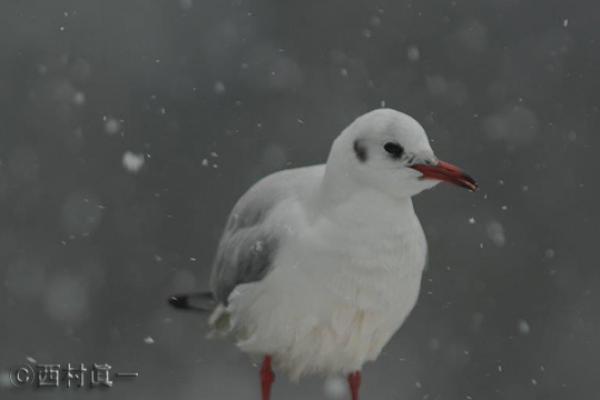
[
  {"x1": 409, "y1": 178, "x2": 440, "y2": 196},
  {"x1": 386, "y1": 178, "x2": 439, "y2": 199}
]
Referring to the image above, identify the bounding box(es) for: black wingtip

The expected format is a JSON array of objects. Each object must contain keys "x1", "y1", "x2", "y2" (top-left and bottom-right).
[
  {"x1": 167, "y1": 292, "x2": 216, "y2": 312},
  {"x1": 168, "y1": 295, "x2": 190, "y2": 309}
]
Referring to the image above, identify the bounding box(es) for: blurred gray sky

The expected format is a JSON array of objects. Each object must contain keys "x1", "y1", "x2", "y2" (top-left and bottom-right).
[{"x1": 0, "y1": 0, "x2": 598, "y2": 399}]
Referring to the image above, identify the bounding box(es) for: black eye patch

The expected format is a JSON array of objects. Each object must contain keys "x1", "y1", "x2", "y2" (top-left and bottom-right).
[
  {"x1": 353, "y1": 140, "x2": 368, "y2": 162},
  {"x1": 384, "y1": 142, "x2": 404, "y2": 159}
]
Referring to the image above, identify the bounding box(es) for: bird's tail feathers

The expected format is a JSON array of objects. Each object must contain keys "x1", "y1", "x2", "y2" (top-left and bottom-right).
[{"x1": 168, "y1": 291, "x2": 233, "y2": 338}]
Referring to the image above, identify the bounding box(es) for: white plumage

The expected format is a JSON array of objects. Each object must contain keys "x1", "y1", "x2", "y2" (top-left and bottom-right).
[
  {"x1": 172, "y1": 108, "x2": 478, "y2": 399},
  {"x1": 217, "y1": 165, "x2": 427, "y2": 380}
]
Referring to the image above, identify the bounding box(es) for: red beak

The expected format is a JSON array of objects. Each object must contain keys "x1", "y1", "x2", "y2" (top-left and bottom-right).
[{"x1": 410, "y1": 160, "x2": 478, "y2": 192}]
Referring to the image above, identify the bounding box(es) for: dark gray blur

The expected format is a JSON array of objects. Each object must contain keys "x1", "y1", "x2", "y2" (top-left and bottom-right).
[{"x1": 1, "y1": 0, "x2": 598, "y2": 399}]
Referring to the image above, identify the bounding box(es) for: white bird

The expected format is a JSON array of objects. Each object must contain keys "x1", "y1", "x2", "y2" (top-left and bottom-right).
[{"x1": 169, "y1": 108, "x2": 477, "y2": 400}]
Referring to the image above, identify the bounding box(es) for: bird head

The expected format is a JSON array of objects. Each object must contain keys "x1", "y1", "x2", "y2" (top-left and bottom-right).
[{"x1": 327, "y1": 108, "x2": 477, "y2": 199}]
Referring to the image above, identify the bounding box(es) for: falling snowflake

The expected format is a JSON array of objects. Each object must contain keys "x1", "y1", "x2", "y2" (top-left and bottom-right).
[
  {"x1": 323, "y1": 376, "x2": 346, "y2": 399},
  {"x1": 144, "y1": 336, "x2": 155, "y2": 344},
  {"x1": 517, "y1": 319, "x2": 531, "y2": 335},
  {"x1": 122, "y1": 152, "x2": 145, "y2": 173},
  {"x1": 407, "y1": 45, "x2": 420, "y2": 62},
  {"x1": 72, "y1": 91, "x2": 86, "y2": 106},
  {"x1": 104, "y1": 117, "x2": 121, "y2": 135},
  {"x1": 214, "y1": 81, "x2": 226, "y2": 95},
  {"x1": 486, "y1": 220, "x2": 506, "y2": 247}
]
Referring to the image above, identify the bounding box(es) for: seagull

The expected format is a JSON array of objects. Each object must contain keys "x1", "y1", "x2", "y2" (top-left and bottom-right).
[{"x1": 169, "y1": 108, "x2": 477, "y2": 400}]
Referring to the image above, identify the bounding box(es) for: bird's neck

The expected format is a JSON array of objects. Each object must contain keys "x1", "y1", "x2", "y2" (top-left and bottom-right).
[{"x1": 314, "y1": 164, "x2": 417, "y2": 229}]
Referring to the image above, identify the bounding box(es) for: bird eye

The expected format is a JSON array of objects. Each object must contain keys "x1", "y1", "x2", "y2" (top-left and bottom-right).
[{"x1": 383, "y1": 142, "x2": 404, "y2": 159}]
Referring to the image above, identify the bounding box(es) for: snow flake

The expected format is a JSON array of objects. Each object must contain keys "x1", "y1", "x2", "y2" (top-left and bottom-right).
[
  {"x1": 517, "y1": 319, "x2": 530, "y2": 335},
  {"x1": 122, "y1": 152, "x2": 145, "y2": 173},
  {"x1": 407, "y1": 45, "x2": 420, "y2": 62},
  {"x1": 104, "y1": 117, "x2": 121, "y2": 135},
  {"x1": 214, "y1": 81, "x2": 226, "y2": 95}
]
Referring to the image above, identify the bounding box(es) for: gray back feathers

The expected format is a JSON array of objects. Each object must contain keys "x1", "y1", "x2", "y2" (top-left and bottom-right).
[
  {"x1": 208, "y1": 166, "x2": 324, "y2": 305},
  {"x1": 209, "y1": 179, "x2": 284, "y2": 304}
]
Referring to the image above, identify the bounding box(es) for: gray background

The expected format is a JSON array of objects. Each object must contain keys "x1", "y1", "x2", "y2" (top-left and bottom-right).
[{"x1": 0, "y1": 0, "x2": 598, "y2": 399}]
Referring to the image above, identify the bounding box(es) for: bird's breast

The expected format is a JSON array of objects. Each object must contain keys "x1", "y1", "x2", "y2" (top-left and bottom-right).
[
  {"x1": 228, "y1": 204, "x2": 428, "y2": 377},
  {"x1": 280, "y1": 209, "x2": 428, "y2": 313}
]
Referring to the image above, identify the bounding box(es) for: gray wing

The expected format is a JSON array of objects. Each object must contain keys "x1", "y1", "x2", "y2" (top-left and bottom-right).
[{"x1": 209, "y1": 179, "x2": 285, "y2": 305}]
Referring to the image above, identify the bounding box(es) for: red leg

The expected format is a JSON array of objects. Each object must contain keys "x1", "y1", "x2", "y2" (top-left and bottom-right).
[
  {"x1": 347, "y1": 371, "x2": 361, "y2": 400},
  {"x1": 260, "y1": 355, "x2": 275, "y2": 400}
]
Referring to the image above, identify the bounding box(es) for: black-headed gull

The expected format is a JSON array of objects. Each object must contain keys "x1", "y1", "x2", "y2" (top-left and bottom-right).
[{"x1": 169, "y1": 108, "x2": 477, "y2": 400}]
